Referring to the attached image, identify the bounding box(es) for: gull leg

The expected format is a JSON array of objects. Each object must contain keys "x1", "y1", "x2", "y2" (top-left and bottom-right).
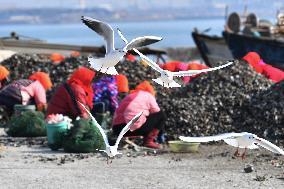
[
  {"x1": 107, "y1": 157, "x2": 113, "y2": 164},
  {"x1": 241, "y1": 148, "x2": 247, "y2": 160},
  {"x1": 234, "y1": 147, "x2": 240, "y2": 157},
  {"x1": 124, "y1": 137, "x2": 141, "y2": 152}
]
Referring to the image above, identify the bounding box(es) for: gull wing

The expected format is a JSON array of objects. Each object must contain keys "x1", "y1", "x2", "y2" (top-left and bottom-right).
[
  {"x1": 114, "y1": 111, "x2": 143, "y2": 147},
  {"x1": 117, "y1": 28, "x2": 129, "y2": 44},
  {"x1": 124, "y1": 36, "x2": 162, "y2": 51},
  {"x1": 81, "y1": 16, "x2": 114, "y2": 53},
  {"x1": 172, "y1": 61, "x2": 233, "y2": 77},
  {"x1": 133, "y1": 48, "x2": 163, "y2": 73},
  {"x1": 179, "y1": 133, "x2": 244, "y2": 143},
  {"x1": 246, "y1": 143, "x2": 259, "y2": 149},
  {"x1": 78, "y1": 101, "x2": 110, "y2": 146},
  {"x1": 254, "y1": 136, "x2": 284, "y2": 155},
  {"x1": 222, "y1": 138, "x2": 240, "y2": 148}
]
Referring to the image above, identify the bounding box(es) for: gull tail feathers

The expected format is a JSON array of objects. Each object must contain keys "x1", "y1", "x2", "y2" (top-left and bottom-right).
[
  {"x1": 88, "y1": 56, "x2": 103, "y2": 72},
  {"x1": 152, "y1": 77, "x2": 164, "y2": 86},
  {"x1": 88, "y1": 57, "x2": 118, "y2": 75},
  {"x1": 152, "y1": 77, "x2": 181, "y2": 88},
  {"x1": 104, "y1": 67, "x2": 119, "y2": 75},
  {"x1": 168, "y1": 80, "x2": 181, "y2": 88}
]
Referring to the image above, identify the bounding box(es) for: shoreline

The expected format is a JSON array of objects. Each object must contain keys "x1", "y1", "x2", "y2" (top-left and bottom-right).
[{"x1": 1, "y1": 129, "x2": 283, "y2": 189}]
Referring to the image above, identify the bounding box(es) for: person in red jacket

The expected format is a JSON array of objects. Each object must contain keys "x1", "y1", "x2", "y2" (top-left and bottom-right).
[
  {"x1": 242, "y1": 52, "x2": 264, "y2": 74},
  {"x1": 47, "y1": 67, "x2": 95, "y2": 120},
  {"x1": 259, "y1": 60, "x2": 284, "y2": 83},
  {"x1": 242, "y1": 52, "x2": 284, "y2": 83}
]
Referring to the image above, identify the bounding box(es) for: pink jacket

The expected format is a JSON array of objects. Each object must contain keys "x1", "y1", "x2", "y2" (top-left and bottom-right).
[
  {"x1": 20, "y1": 80, "x2": 46, "y2": 105},
  {"x1": 112, "y1": 91, "x2": 160, "y2": 131}
]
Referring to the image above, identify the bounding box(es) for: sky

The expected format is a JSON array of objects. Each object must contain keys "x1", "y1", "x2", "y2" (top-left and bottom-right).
[{"x1": 1, "y1": 0, "x2": 283, "y2": 10}]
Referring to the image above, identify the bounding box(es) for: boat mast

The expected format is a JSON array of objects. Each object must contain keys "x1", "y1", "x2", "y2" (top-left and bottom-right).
[{"x1": 224, "y1": 4, "x2": 229, "y2": 22}]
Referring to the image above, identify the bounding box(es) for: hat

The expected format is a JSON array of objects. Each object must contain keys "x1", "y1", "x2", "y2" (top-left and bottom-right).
[
  {"x1": 0, "y1": 65, "x2": 9, "y2": 81},
  {"x1": 131, "y1": 80, "x2": 156, "y2": 96},
  {"x1": 29, "y1": 72, "x2": 53, "y2": 90},
  {"x1": 242, "y1": 52, "x2": 263, "y2": 73}
]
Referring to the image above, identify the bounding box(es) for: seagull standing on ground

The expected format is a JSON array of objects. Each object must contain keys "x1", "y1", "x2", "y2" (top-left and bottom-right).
[
  {"x1": 79, "y1": 102, "x2": 143, "y2": 163},
  {"x1": 179, "y1": 132, "x2": 284, "y2": 159},
  {"x1": 81, "y1": 16, "x2": 162, "y2": 75}
]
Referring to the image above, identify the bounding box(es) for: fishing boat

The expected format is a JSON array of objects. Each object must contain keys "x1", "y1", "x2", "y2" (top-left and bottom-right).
[
  {"x1": 192, "y1": 29, "x2": 233, "y2": 67},
  {"x1": 222, "y1": 12, "x2": 284, "y2": 70},
  {"x1": 223, "y1": 31, "x2": 284, "y2": 70},
  {"x1": 192, "y1": 12, "x2": 284, "y2": 70}
]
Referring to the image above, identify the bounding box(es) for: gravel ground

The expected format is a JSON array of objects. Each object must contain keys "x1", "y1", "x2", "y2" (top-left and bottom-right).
[{"x1": 0, "y1": 129, "x2": 284, "y2": 189}]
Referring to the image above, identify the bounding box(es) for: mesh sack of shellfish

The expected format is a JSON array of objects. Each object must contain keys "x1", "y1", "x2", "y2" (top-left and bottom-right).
[
  {"x1": 63, "y1": 118, "x2": 105, "y2": 153},
  {"x1": 6, "y1": 110, "x2": 46, "y2": 137}
]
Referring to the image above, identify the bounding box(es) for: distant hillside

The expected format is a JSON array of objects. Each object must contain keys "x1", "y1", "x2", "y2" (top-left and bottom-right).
[{"x1": 0, "y1": 0, "x2": 282, "y2": 24}]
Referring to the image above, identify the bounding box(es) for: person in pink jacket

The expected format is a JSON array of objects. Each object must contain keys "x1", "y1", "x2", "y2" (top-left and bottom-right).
[
  {"x1": 112, "y1": 80, "x2": 165, "y2": 149},
  {"x1": 0, "y1": 72, "x2": 52, "y2": 115}
]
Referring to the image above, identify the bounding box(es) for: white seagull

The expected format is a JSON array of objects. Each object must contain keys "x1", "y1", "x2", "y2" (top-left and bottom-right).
[
  {"x1": 179, "y1": 132, "x2": 284, "y2": 159},
  {"x1": 132, "y1": 48, "x2": 233, "y2": 88},
  {"x1": 78, "y1": 102, "x2": 143, "y2": 161},
  {"x1": 81, "y1": 16, "x2": 162, "y2": 75}
]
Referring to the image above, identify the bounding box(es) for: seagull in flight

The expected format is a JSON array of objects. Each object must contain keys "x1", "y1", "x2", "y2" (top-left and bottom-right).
[
  {"x1": 78, "y1": 102, "x2": 143, "y2": 163},
  {"x1": 133, "y1": 48, "x2": 233, "y2": 88},
  {"x1": 117, "y1": 29, "x2": 233, "y2": 88},
  {"x1": 179, "y1": 132, "x2": 284, "y2": 159},
  {"x1": 81, "y1": 16, "x2": 162, "y2": 75}
]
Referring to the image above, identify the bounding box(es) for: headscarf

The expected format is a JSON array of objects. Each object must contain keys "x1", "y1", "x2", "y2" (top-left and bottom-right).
[
  {"x1": 50, "y1": 53, "x2": 65, "y2": 64},
  {"x1": 187, "y1": 63, "x2": 209, "y2": 79},
  {"x1": 259, "y1": 59, "x2": 284, "y2": 83},
  {"x1": 130, "y1": 80, "x2": 156, "y2": 96},
  {"x1": 187, "y1": 62, "x2": 208, "y2": 70},
  {"x1": 70, "y1": 51, "x2": 80, "y2": 57},
  {"x1": 175, "y1": 62, "x2": 188, "y2": 71},
  {"x1": 29, "y1": 72, "x2": 53, "y2": 90},
  {"x1": 115, "y1": 74, "x2": 129, "y2": 93},
  {"x1": 125, "y1": 53, "x2": 136, "y2": 62},
  {"x1": 0, "y1": 65, "x2": 9, "y2": 81},
  {"x1": 67, "y1": 67, "x2": 96, "y2": 108},
  {"x1": 242, "y1": 52, "x2": 263, "y2": 73},
  {"x1": 163, "y1": 62, "x2": 177, "y2": 72}
]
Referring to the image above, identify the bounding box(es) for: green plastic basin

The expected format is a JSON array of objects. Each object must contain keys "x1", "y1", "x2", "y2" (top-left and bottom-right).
[{"x1": 168, "y1": 140, "x2": 200, "y2": 153}]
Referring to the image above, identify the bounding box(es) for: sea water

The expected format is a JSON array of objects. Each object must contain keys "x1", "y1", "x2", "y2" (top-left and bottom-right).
[{"x1": 0, "y1": 18, "x2": 225, "y2": 48}]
